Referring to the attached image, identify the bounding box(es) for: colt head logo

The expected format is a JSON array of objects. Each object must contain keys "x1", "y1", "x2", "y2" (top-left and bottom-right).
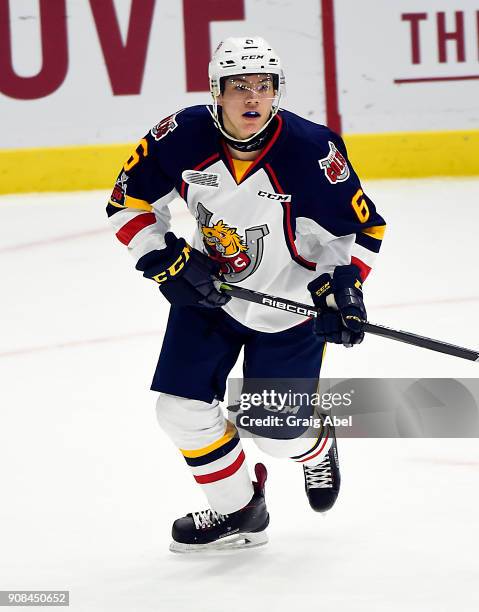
[{"x1": 196, "y1": 203, "x2": 269, "y2": 282}]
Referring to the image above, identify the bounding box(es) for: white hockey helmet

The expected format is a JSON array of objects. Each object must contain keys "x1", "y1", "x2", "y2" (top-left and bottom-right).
[{"x1": 208, "y1": 36, "x2": 285, "y2": 144}]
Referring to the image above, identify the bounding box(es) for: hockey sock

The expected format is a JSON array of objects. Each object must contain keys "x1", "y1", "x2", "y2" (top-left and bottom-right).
[{"x1": 156, "y1": 393, "x2": 253, "y2": 513}]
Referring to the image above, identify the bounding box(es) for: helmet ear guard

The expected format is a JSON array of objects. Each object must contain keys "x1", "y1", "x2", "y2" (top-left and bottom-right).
[{"x1": 209, "y1": 76, "x2": 221, "y2": 99}]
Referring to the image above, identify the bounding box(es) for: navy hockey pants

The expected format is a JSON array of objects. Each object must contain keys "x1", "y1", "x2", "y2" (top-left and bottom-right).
[{"x1": 151, "y1": 304, "x2": 325, "y2": 404}]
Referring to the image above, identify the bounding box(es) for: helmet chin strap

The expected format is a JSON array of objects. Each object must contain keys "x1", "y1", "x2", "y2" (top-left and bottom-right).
[
  {"x1": 208, "y1": 96, "x2": 281, "y2": 152},
  {"x1": 221, "y1": 115, "x2": 278, "y2": 152}
]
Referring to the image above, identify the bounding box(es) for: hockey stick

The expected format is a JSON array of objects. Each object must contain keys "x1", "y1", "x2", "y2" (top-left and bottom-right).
[{"x1": 219, "y1": 283, "x2": 479, "y2": 362}]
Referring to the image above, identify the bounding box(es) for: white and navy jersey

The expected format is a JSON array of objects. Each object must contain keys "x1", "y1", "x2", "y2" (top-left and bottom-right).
[{"x1": 107, "y1": 106, "x2": 386, "y2": 333}]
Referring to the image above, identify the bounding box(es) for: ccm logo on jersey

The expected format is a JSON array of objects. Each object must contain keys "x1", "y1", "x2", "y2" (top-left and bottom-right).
[
  {"x1": 151, "y1": 110, "x2": 183, "y2": 141},
  {"x1": 182, "y1": 170, "x2": 220, "y2": 188},
  {"x1": 257, "y1": 190, "x2": 291, "y2": 202},
  {"x1": 262, "y1": 298, "x2": 316, "y2": 317},
  {"x1": 318, "y1": 141, "x2": 350, "y2": 184}
]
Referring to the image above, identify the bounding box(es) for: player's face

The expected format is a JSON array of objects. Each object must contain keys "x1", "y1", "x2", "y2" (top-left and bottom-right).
[{"x1": 218, "y1": 74, "x2": 276, "y2": 140}]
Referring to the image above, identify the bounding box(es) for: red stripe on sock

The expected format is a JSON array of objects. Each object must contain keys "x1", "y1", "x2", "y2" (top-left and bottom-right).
[
  {"x1": 194, "y1": 450, "x2": 245, "y2": 484},
  {"x1": 297, "y1": 433, "x2": 329, "y2": 464}
]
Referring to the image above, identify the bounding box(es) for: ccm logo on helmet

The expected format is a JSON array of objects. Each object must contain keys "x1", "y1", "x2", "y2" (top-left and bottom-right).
[
  {"x1": 257, "y1": 190, "x2": 291, "y2": 202},
  {"x1": 241, "y1": 55, "x2": 264, "y2": 60}
]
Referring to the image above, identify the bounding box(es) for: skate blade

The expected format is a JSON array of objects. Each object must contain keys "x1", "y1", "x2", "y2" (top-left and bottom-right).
[{"x1": 169, "y1": 530, "x2": 268, "y2": 554}]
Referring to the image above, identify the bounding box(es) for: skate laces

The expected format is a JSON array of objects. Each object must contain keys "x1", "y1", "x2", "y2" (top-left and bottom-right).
[
  {"x1": 304, "y1": 454, "x2": 333, "y2": 489},
  {"x1": 192, "y1": 509, "x2": 228, "y2": 530}
]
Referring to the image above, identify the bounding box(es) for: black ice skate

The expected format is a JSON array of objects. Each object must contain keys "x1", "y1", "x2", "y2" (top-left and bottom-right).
[
  {"x1": 170, "y1": 463, "x2": 270, "y2": 553},
  {"x1": 303, "y1": 426, "x2": 341, "y2": 513}
]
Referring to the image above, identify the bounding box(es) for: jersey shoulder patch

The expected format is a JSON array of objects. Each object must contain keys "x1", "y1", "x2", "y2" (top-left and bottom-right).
[
  {"x1": 149, "y1": 105, "x2": 214, "y2": 143},
  {"x1": 318, "y1": 139, "x2": 350, "y2": 185},
  {"x1": 150, "y1": 109, "x2": 184, "y2": 141}
]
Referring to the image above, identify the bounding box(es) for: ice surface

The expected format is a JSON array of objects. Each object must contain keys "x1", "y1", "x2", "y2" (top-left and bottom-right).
[{"x1": 1, "y1": 178, "x2": 478, "y2": 611}]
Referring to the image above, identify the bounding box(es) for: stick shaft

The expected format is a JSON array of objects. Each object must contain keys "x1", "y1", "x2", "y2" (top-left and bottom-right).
[{"x1": 220, "y1": 283, "x2": 479, "y2": 362}]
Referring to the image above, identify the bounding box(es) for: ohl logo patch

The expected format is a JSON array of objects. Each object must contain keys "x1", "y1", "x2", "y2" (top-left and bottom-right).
[
  {"x1": 318, "y1": 141, "x2": 350, "y2": 184},
  {"x1": 151, "y1": 109, "x2": 183, "y2": 141},
  {"x1": 196, "y1": 203, "x2": 269, "y2": 283}
]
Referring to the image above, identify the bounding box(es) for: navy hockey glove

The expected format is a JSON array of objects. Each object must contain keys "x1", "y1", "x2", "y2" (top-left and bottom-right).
[
  {"x1": 136, "y1": 232, "x2": 230, "y2": 308},
  {"x1": 308, "y1": 264, "x2": 367, "y2": 347}
]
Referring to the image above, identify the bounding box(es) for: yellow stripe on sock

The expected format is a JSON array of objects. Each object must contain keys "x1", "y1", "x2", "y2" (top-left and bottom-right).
[{"x1": 180, "y1": 421, "x2": 237, "y2": 458}]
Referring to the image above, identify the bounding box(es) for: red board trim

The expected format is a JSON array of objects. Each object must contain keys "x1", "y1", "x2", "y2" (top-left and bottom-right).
[{"x1": 321, "y1": 0, "x2": 342, "y2": 133}]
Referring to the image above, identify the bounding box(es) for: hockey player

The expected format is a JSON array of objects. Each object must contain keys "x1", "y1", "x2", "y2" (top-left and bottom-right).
[{"x1": 107, "y1": 37, "x2": 386, "y2": 552}]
